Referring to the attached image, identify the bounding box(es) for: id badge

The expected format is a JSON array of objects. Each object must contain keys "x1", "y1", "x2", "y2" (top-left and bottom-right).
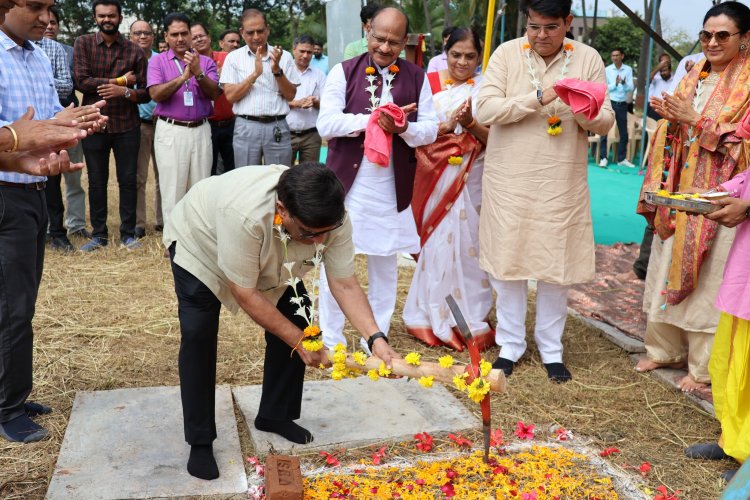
[{"x1": 183, "y1": 91, "x2": 194, "y2": 107}]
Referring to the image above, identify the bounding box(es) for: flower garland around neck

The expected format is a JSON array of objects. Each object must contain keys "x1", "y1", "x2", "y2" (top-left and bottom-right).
[
  {"x1": 365, "y1": 63, "x2": 399, "y2": 112},
  {"x1": 273, "y1": 212, "x2": 325, "y2": 352},
  {"x1": 523, "y1": 42, "x2": 574, "y2": 136},
  {"x1": 684, "y1": 69, "x2": 712, "y2": 151},
  {"x1": 443, "y1": 77, "x2": 475, "y2": 90}
]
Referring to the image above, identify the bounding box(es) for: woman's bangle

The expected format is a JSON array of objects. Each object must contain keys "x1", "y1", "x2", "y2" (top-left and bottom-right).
[
  {"x1": 1, "y1": 125, "x2": 18, "y2": 153},
  {"x1": 116, "y1": 76, "x2": 126, "y2": 86}
]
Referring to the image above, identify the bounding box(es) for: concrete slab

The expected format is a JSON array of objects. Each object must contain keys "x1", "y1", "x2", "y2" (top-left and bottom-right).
[
  {"x1": 569, "y1": 309, "x2": 646, "y2": 353},
  {"x1": 234, "y1": 377, "x2": 478, "y2": 455},
  {"x1": 629, "y1": 354, "x2": 715, "y2": 416},
  {"x1": 47, "y1": 385, "x2": 248, "y2": 500},
  {"x1": 397, "y1": 253, "x2": 416, "y2": 268}
]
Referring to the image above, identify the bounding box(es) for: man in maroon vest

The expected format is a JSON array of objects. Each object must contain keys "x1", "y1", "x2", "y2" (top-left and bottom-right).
[{"x1": 317, "y1": 6, "x2": 438, "y2": 351}]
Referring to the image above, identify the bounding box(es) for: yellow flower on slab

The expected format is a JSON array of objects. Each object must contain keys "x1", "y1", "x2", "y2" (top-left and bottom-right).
[
  {"x1": 467, "y1": 378, "x2": 490, "y2": 403},
  {"x1": 378, "y1": 362, "x2": 392, "y2": 377},
  {"x1": 453, "y1": 373, "x2": 468, "y2": 391},
  {"x1": 367, "y1": 369, "x2": 379, "y2": 381},
  {"x1": 418, "y1": 376, "x2": 434, "y2": 388},
  {"x1": 405, "y1": 352, "x2": 421, "y2": 366},
  {"x1": 438, "y1": 355, "x2": 455, "y2": 368},
  {"x1": 352, "y1": 351, "x2": 367, "y2": 366},
  {"x1": 332, "y1": 351, "x2": 346, "y2": 364},
  {"x1": 333, "y1": 343, "x2": 346, "y2": 353},
  {"x1": 331, "y1": 370, "x2": 345, "y2": 381},
  {"x1": 480, "y1": 360, "x2": 492, "y2": 377}
]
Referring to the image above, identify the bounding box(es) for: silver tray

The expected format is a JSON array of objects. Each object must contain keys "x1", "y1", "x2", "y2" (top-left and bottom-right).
[{"x1": 644, "y1": 192, "x2": 720, "y2": 214}]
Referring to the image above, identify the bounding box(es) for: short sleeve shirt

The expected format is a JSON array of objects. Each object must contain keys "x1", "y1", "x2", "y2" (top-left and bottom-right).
[{"x1": 163, "y1": 164, "x2": 355, "y2": 313}]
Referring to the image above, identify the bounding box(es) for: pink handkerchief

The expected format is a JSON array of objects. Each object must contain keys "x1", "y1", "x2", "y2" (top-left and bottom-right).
[
  {"x1": 737, "y1": 106, "x2": 750, "y2": 139},
  {"x1": 553, "y1": 78, "x2": 606, "y2": 120},
  {"x1": 365, "y1": 102, "x2": 406, "y2": 167}
]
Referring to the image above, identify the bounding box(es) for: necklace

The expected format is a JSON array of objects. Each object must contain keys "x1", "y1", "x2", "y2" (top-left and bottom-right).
[
  {"x1": 365, "y1": 62, "x2": 399, "y2": 112},
  {"x1": 524, "y1": 42, "x2": 574, "y2": 135}
]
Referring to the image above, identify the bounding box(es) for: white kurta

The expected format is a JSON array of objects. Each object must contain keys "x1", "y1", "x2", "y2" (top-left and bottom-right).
[
  {"x1": 476, "y1": 37, "x2": 615, "y2": 285},
  {"x1": 317, "y1": 62, "x2": 439, "y2": 255}
]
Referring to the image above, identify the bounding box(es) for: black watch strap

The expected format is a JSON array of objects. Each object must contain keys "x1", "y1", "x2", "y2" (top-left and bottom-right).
[
  {"x1": 367, "y1": 331, "x2": 388, "y2": 352},
  {"x1": 745, "y1": 204, "x2": 750, "y2": 219},
  {"x1": 273, "y1": 69, "x2": 284, "y2": 77}
]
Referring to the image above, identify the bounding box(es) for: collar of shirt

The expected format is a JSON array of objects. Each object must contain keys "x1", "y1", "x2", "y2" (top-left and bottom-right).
[
  {"x1": 95, "y1": 31, "x2": 124, "y2": 46},
  {"x1": 247, "y1": 44, "x2": 272, "y2": 61},
  {"x1": 0, "y1": 31, "x2": 34, "y2": 52}
]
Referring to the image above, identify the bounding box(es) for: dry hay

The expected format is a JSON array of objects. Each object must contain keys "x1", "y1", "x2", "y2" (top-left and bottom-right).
[{"x1": 0, "y1": 170, "x2": 733, "y2": 499}]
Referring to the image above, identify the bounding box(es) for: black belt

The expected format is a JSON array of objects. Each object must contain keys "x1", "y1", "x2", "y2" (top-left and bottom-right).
[
  {"x1": 157, "y1": 116, "x2": 207, "y2": 128},
  {"x1": 210, "y1": 118, "x2": 236, "y2": 128},
  {"x1": 0, "y1": 180, "x2": 47, "y2": 190},
  {"x1": 140, "y1": 118, "x2": 154, "y2": 125},
  {"x1": 237, "y1": 114, "x2": 286, "y2": 124},
  {"x1": 290, "y1": 127, "x2": 317, "y2": 136}
]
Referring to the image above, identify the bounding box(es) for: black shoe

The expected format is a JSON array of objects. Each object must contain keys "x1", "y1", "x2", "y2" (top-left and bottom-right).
[
  {"x1": 0, "y1": 415, "x2": 48, "y2": 443},
  {"x1": 154, "y1": 224, "x2": 164, "y2": 232},
  {"x1": 492, "y1": 357, "x2": 516, "y2": 377},
  {"x1": 24, "y1": 401, "x2": 52, "y2": 417},
  {"x1": 134, "y1": 227, "x2": 146, "y2": 239},
  {"x1": 68, "y1": 228, "x2": 91, "y2": 239},
  {"x1": 544, "y1": 362, "x2": 572, "y2": 383},
  {"x1": 684, "y1": 443, "x2": 728, "y2": 460},
  {"x1": 49, "y1": 235, "x2": 75, "y2": 253}
]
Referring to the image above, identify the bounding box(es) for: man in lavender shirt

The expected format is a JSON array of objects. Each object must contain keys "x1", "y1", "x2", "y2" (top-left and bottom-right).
[{"x1": 148, "y1": 12, "x2": 220, "y2": 227}]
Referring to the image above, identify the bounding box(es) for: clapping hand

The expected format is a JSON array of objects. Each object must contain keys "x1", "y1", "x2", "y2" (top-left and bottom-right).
[
  {"x1": 55, "y1": 100, "x2": 108, "y2": 132},
  {"x1": 9, "y1": 107, "x2": 86, "y2": 151},
  {"x1": 453, "y1": 98, "x2": 474, "y2": 128},
  {"x1": 269, "y1": 45, "x2": 283, "y2": 73},
  {"x1": 17, "y1": 149, "x2": 84, "y2": 176},
  {"x1": 655, "y1": 92, "x2": 701, "y2": 126},
  {"x1": 183, "y1": 49, "x2": 202, "y2": 76}
]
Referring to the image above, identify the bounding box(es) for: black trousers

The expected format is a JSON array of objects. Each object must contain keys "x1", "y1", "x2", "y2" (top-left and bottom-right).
[
  {"x1": 0, "y1": 186, "x2": 47, "y2": 423},
  {"x1": 170, "y1": 243, "x2": 306, "y2": 444},
  {"x1": 45, "y1": 174, "x2": 65, "y2": 238},
  {"x1": 600, "y1": 101, "x2": 629, "y2": 162},
  {"x1": 82, "y1": 127, "x2": 140, "y2": 241},
  {"x1": 633, "y1": 224, "x2": 655, "y2": 280},
  {"x1": 210, "y1": 120, "x2": 236, "y2": 175}
]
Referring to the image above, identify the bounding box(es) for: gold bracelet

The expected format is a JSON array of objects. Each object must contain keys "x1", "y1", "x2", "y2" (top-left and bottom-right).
[
  {"x1": 1, "y1": 125, "x2": 18, "y2": 153},
  {"x1": 466, "y1": 117, "x2": 477, "y2": 129},
  {"x1": 116, "y1": 76, "x2": 126, "y2": 86}
]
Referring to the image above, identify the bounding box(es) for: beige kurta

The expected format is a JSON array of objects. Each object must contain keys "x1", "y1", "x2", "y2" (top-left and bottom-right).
[{"x1": 476, "y1": 37, "x2": 615, "y2": 285}]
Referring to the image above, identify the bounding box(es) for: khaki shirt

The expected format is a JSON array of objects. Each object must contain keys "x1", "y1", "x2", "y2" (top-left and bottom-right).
[{"x1": 164, "y1": 164, "x2": 355, "y2": 313}]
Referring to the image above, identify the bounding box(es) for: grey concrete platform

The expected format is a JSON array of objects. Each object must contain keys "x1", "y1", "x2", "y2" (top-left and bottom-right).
[
  {"x1": 234, "y1": 377, "x2": 478, "y2": 455},
  {"x1": 569, "y1": 309, "x2": 646, "y2": 353},
  {"x1": 47, "y1": 385, "x2": 248, "y2": 499}
]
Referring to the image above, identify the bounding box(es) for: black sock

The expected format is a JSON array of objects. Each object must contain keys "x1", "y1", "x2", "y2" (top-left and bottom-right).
[
  {"x1": 187, "y1": 444, "x2": 219, "y2": 480},
  {"x1": 492, "y1": 357, "x2": 515, "y2": 377},
  {"x1": 0, "y1": 414, "x2": 48, "y2": 443},
  {"x1": 544, "y1": 362, "x2": 572, "y2": 383},
  {"x1": 255, "y1": 416, "x2": 313, "y2": 444}
]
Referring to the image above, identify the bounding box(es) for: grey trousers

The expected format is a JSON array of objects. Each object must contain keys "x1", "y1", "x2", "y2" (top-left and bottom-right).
[
  {"x1": 291, "y1": 129, "x2": 322, "y2": 164},
  {"x1": 63, "y1": 141, "x2": 86, "y2": 234},
  {"x1": 136, "y1": 122, "x2": 163, "y2": 229},
  {"x1": 233, "y1": 117, "x2": 292, "y2": 167}
]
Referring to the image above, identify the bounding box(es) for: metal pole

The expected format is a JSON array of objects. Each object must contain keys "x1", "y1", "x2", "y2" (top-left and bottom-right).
[
  {"x1": 639, "y1": 0, "x2": 659, "y2": 170},
  {"x1": 482, "y1": 0, "x2": 497, "y2": 72},
  {"x1": 499, "y1": 3, "x2": 507, "y2": 44}
]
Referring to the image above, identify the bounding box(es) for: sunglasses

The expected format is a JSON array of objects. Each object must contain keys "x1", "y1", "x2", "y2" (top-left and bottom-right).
[
  {"x1": 698, "y1": 30, "x2": 741, "y2": 44},
  {"x1": 290, "y1": 214, "x2": 346, "y2": 239}
]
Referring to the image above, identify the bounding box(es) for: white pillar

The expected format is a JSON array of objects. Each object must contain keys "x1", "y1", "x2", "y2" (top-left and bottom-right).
[{"x1": 325, "y1": 0, "x2": 364, "y2": 67}]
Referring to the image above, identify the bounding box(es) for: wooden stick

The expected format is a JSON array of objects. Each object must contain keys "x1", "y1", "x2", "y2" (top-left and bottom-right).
[{"x1": 327, "y1": 352, "x2": 506, "y2": 393}]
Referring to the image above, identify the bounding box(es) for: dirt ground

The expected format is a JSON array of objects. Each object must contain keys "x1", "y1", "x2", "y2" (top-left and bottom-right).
[{"x1": 0, "y1": 173, "x2": 733, "y2": 499}]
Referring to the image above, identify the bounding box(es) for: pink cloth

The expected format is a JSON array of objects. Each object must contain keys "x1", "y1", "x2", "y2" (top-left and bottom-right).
[
  {"x1": 717, "y1": 169, "x2": 750, "y2": 320},
  {"x1": 364, "y1": 102, "x2": 406, "y2": 167},
  {"x1": 553, "y1": 78, "x2": 606, "y2": 120},
  {"x1": 737, "y1": 107, "x2": 750, "y2": 139}
]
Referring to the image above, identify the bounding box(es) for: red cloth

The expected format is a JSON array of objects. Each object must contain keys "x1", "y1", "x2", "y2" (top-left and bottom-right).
[
  {"x1": 737, "y1": 106, "x2": 750, "y2": 139},
  {"x1": 209, "y1": 51, "x2": 234, "y2": 122},
  {"x1": 553, "y1": 78, "x2": 606, "y2": 120},
  {"x1": 364, "y1": 102, "x2": 406, "y2": 166}
]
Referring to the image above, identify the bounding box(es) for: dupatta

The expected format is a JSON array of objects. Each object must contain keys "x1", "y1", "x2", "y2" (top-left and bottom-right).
[{"x1": 638, "y1": 52, "x2": 750, "y2": 305}]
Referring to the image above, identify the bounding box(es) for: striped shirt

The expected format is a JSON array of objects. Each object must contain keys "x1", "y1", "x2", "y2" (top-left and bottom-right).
[
  {"x1": 0, "y1": 31, "x2": 62, "y2": 184},
  {"x1": 219, "y1": 44, "x2": 299, "y2": 117},
  {"x1": 34, "y1": 37, "x2": 74, "y2": 102}
]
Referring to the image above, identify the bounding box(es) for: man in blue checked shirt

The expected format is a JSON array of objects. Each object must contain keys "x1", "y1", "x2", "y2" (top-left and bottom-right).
[
  {"x1": 599, "y1": 47, "x2": 635, "y2": 168},
  {"x1": 0, "y1": 0, "x2": 107, "y2": 444}
]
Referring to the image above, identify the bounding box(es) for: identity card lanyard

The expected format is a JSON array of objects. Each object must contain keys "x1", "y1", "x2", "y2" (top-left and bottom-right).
[{"x1": 174, "y1": 58, "x2": 194, "y2": 107}]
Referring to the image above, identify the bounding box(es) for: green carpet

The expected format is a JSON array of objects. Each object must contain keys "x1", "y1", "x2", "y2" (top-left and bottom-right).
[{"x1": 318, "y1": 147, "x2": 646, "y2": 245}]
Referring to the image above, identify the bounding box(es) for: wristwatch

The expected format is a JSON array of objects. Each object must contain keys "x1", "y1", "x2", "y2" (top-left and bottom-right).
[
  {"x1": 196, "y1": 72, "x2": 205, "y2": 82},
  {"x1": 273, "y1": 69, "x2": 284, "y2": 78},
  {"x1": 745, "y1": 203, "x2": 750, "y2": 219},
  {"x1": 536, "y1": 88, "x2": 543, "y2": 106},
  {"x1": 124, "y1": 88, "x2": 131, "y2": 99}
]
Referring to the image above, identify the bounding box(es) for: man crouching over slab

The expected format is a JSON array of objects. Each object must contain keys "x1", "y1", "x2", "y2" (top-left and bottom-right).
[{"x1": 164, "y1": 162, "x2": 399, "y2": 480}]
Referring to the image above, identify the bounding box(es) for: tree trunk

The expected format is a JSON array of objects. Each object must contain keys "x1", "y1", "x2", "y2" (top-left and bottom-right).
[
  {"x1": 591, "y1": 0, "x2": 599, "y2": 45},
  {"x1": 581, "y1": 0, "x2": 590, "y2": 43},
  {"x1": 636, "y1": 0, "x2": 661, "y2": 109},
  {"x1": 443, "y1": 0, "x2": 451, "y2": 28},
  {"x1": 422, "y1": 0, "x2": 436, "y2": 56}
]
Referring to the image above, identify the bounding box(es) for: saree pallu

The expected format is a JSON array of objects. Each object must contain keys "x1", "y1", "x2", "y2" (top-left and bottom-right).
[{"x1": 638, "y1": 53, "x2": 750, "y2": 305}]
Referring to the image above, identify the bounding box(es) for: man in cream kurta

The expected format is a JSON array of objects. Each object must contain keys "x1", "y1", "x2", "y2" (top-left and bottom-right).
[
  {"x1": 476, "y1": 0, "x2": 614, "y2": 382},
  {"x1": 316, "y1": 7, "x2": 438, "y2": 350}
]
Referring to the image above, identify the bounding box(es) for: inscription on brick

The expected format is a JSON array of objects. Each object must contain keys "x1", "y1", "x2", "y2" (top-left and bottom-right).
[{"x1": 266, "y1": 455, "x2": 303, "y2": 500}]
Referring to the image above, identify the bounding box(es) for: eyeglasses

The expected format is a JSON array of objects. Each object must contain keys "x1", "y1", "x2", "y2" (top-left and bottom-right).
[
  {"x1": 368, "y1": 32, "x2": 406, "y2": 48},
  {"x1": 192, "y1": 34, "x2": 207, "y2": 40},
  {"x1": 131, "y1": 31, "x2": 153, "y2": 37},
  {"x1": 526, "y1": 23, "x2": 562, "y2": 35},
  {"x1": 698, "y1": 30, "x2": 741, "y2": 43},
  {"x1": 290, "y1": 214, "x2": 346, "y2": 239}
]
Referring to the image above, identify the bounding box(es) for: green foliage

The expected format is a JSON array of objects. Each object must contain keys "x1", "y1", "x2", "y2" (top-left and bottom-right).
[{"x1": 592, "y1": 16, "x2": 643, "y2": 67}]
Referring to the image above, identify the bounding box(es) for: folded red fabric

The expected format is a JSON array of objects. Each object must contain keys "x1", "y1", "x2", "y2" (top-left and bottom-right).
[
  {"x1": 365, "y1": 102, "x2": 407, "y2": 166},
  {"x1": 553, "y1": 78, "x2": 606, "y2": 120}
]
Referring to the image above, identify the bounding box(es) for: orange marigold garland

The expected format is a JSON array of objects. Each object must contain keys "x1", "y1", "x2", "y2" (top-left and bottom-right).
[
  {"x1": 524, "y1": 41, "x2": 573, "y2": 136},
  {"x1": 547, "y1": 115, "x2": 563, "y2": 136}
]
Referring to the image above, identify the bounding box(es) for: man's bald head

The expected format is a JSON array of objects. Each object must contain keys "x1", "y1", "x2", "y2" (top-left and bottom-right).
[
  {"x1": 369, "y1": 6, "x2": 409, "y2": 39},
  {"x1": 366, "y1": 7, "x2": 409, "y2": 67}
]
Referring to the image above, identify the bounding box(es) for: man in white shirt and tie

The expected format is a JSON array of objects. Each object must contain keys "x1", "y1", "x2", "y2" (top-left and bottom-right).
[
  {"x1": 600, "y1": 47, "x2": 634, "y2": 168},
  {"x1": 287, "y1": 35, "x2": 326, "y2": 164}
]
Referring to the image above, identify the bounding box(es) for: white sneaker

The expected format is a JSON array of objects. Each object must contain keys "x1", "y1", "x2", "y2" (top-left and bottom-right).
[
  {"x1": 618, "y1": 159, "x2": 636, "y2": 168},
  {"x1": 598, "y1": 158, "x2": 608, "y2": 168}
]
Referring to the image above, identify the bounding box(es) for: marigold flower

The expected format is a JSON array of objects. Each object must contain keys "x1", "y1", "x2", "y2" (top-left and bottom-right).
[
  {"x1": 418, "y1": 376, "x2": 434, "y2": 388},
  {"x1": 331, "y1": 370, "x2": 345, "y2": 381},
  {"x1": 467, "y1": 377, "x2": 490, "y2": 403},
  {"x1": 564, "y1": 43, "x2": 574, "y2": 51},
  {"x1": 405, "y1": 352, "x2": 421, "y2": 366},
  {"x1": 302, "y1": 338, "x2": 324, "y2": 351},
  {"x1": 466, "y1": 78, "x2": 475, "y2": 85},
  {"x1": 480, "y1": 360, "x2": 492, "y2": 377},
  {"x1": 332, "y1": 351, "x2": 346, "y2": 364},
  {"x1": 367, "y1": 369, "x2": 380, "y2": 381},
  {"x1": 378, "y1": 361, "x2": 392, "y2": 377},
  {"x1": 365, "y1": 66, "x2": 376, "y2": 75},
  {"x1": 547, "y1": 126, "x2": 563, "y2": 136},
  {"x1": 333, "y1": 342, "x2": 346, "y2": 353},
  {"x1": 448, "y1": 155, "x2": 463, "y2": 166},
  {"x1": 273, "y1": 213, "x2": 283, "y2": 225},
  {"x1": 444, "y1": 78, "x2": 454, "y2": 85},
  {"x1": 438, "y1": 355, "x2": 455, "y2": 368},
  {"x1": 699, "y1": 71, "x2": 709, "y2": 80},
  {"x1": 547, "y1": 115, "x2": 561, "y2": 126},
  {"x1": 389, "y1": 64, "x2": 399, "y2": 73},
  {"x1": 304, "y1": 325, "x2": 321, "y2": 338},
  {"x1": 453, "y1": 373, "x2": 468, "y2": 391},
  {"x1": 352, "y1": 351, "x2": 367, "y2": 365},
  {"x1": 523, "y1": 43, "x2": 531, "y2": 49}
]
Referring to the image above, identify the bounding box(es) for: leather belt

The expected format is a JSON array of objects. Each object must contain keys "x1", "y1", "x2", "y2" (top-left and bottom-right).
[
  {"x1": 290, "y1": 127, "x2": 317, "y2": 136},
  {"x1": 157, "y1": 116, "x2": 207, "y2": 128},
  {"x1": 210, "y1": 118, "x2": 236, "y2": 128},
  {"x1": 0, "y1": 180, "x2": 47, "y2": 190},
  {"x1": 140, "y1": 118, "x2": 154, "y2": 125},
  {"x1": 237, "y1": 114, "x2": 286, "y2": 124}
]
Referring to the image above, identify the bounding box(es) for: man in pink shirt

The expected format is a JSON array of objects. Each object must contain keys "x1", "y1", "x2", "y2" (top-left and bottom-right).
[{"x1": 684, "y1": 169, "x2": 750, "y2": 483}]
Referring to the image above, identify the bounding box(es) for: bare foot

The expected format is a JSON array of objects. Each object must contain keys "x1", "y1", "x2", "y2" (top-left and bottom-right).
[
  {"x1": 616, "y1": 270, "x2": 641, "y2": 281},
  {"x1": 635, "y1": 358, "x2": 686, "y2": 373},
  {"x1": 678, "y1": 375, "x2": 708, "y2": 393}
]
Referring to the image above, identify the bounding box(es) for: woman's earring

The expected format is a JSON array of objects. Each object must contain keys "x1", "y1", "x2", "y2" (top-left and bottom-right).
[{"x1": 742, "y1": 43, "x2": 748, "y2": 50}]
